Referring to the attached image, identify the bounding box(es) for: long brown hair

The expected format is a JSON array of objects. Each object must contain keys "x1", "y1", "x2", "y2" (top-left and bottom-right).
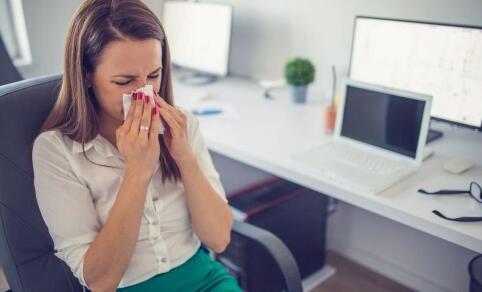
[{"x1": 39, "y1": 0, "x2": 181, "y2": 183}]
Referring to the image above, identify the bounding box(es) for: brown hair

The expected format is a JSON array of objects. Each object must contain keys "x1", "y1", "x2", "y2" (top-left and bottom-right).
[{"x1": 39, "y1": 0, "x2": 181, "y2": 183}]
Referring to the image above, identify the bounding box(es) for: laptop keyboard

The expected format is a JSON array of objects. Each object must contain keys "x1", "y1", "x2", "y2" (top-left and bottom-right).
[{"x1": 322, "y1": 142, "x2": 404, "y2": 176}]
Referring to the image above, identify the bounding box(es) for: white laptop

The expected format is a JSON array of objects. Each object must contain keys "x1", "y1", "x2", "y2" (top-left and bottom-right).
[{"x1": 291, "y1": 79, "x2": 432, "y2": 194}]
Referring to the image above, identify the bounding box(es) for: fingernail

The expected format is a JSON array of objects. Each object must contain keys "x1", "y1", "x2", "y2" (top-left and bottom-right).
[
  {"x1": 145, "y1": 95, "x2": 150, "y2": 104},
  {"x1": 138, "y1": 92, "x2": 144, "y2": 100},
  {"x1": 132, "y1": 92, "x2": 137, "y2": 100},
  {"x1": 152, "y1": 107, "x2": 157, "y2": 115}
]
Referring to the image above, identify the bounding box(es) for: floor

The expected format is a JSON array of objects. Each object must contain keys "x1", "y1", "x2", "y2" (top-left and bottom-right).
[
  {"x1": 0, "y1": 251, "x2": 414, "y2": 292},
  {"x1": 313, "y1": 251, "x2": 414, "y2": 292}
]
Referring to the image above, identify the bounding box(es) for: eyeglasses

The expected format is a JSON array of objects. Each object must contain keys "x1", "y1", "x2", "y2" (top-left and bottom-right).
[{"x1": 418, "y1": 182, "x2": 482, "y2": 222}]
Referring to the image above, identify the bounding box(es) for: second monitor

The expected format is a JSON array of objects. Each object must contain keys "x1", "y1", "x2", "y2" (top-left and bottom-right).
[
  {"x1": 162, "y1": 1, "x2": 233, "y2": 84},
  {"x1": 349, "y1": 16, "x2": 482, "y2": 141}
]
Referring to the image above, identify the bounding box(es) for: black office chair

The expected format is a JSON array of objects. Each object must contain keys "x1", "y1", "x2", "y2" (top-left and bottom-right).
[
  {"x1": 0, "y1": 74, "x2": 303, "y2": 292},
  {"x1": 0, "y1": 34, "x2": 23, "y2": 86}
]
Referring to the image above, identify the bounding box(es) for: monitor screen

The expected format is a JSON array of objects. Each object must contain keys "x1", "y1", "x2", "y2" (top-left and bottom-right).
[
  {"x1": 349, "y1": 17, "x2": 482, "y2": 130},
  {"x1": 162, "y1": 2, "x2": 232, "y2": 76},
  {"x1": 341, "y1": 85, "x2": 426, "y2": 158}
]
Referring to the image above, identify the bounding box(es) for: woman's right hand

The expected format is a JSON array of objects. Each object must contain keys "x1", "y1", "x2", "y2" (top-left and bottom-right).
[{"x1": 116, "y1": 91, "x2": 161, "y2": 180}]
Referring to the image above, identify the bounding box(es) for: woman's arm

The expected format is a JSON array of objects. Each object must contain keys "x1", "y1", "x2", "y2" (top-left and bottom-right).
[
  {"x1": 83, "y1": 168, "x2": 149, "y2": 292},
  {"x1": 84, "y1": 93, "x2": 162, "y2": 292},
  {"x1": 177, "y1": 156, "x2": 233, "y2": 253},
  {"x1": 154, "y1": 93, "x2": 232, "y2": 254}
]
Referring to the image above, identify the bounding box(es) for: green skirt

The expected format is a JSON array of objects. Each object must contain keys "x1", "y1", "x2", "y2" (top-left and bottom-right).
[{"x1": 117, "y1": 247, "x2": 242, "y2": 292}]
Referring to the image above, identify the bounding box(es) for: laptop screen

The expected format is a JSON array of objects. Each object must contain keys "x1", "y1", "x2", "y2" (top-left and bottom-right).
[{"x1": 340, "y1": 85, "x2": 426, "y2": 158}]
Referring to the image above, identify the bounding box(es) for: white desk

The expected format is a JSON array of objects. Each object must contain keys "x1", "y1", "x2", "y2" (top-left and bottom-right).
[{"x1": 173, "y1": 75, "x2": 482, "y2": 254}]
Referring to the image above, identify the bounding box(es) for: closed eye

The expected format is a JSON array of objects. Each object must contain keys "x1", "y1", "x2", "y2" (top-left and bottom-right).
[
  {"x1": 114, "y1": 80, "x2": 131, "y2": 86},
  {"x1": 114, "y1": 74, "x2": 160, "y2": 86}
]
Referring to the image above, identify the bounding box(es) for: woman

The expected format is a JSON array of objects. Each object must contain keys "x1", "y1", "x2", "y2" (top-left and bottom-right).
[{"x1": 32, "y1": 1, "x2": 240, "y2": 291}]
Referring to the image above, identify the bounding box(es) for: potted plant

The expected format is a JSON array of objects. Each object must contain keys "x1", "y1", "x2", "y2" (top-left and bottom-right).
[{"x1": 284, "y1": 57, "x2": 315, "y2": 103}]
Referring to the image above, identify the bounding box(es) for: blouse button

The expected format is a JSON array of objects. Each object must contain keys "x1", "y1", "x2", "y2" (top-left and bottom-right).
[
  {"x1": 160, "y1": 257, "x2": 168, "y2": 263},
  {"x1": 153, "y1": 199, "x2": 163, "y2": 212}
]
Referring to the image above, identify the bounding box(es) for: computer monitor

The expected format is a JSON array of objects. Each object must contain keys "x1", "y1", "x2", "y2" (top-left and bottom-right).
[
  {"x1": 162, "y1": 2, "x2": 232, "y2": 80},
  {"x1": 348, "y1": 16, "x2": 482, "y2": 139}
]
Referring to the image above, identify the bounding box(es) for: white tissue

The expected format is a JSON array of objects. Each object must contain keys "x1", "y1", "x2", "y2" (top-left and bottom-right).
[{"x1": 122, "y1": 84, "x2": 165, "y2": 134}]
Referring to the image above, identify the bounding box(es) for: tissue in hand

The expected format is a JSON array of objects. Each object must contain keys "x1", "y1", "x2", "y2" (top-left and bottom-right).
[{"x1": 122, "y1": 84, "x2": 164, "y2": 134}]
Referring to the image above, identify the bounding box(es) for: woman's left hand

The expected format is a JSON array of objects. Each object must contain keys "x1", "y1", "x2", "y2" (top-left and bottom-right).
[{"x1": 153, "y1": 93, "x2": 195, "y2": 164}]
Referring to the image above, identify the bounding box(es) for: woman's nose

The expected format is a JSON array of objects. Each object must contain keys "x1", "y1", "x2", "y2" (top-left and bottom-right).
[
  {"x1": 139, "y1": 78, "x2": 152, "y2": 88},
  {"x1": 132, "y1": 79, "x2": 150, "y2": 90}
]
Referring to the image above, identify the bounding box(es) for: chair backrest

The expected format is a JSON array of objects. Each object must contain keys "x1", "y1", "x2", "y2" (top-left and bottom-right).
[
  {"x1": 0, "y1": 74, "x2": 84, "y2": 292},
  {"x1": 0, "y1": 34, "x2": 23, "y2": 86}
]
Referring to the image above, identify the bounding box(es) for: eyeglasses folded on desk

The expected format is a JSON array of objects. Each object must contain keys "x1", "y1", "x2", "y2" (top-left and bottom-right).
[{"x1": 418, "y1": 181, "x2": 482, "y2": 222}]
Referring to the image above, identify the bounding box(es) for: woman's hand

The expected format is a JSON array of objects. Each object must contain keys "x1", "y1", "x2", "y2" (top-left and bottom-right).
[
  {"x1": 116, "y1": 92, "x2": 161, "y2": 180},
  {"x1": 153, "y1": 93, "x2": 195, "y2": 164}
]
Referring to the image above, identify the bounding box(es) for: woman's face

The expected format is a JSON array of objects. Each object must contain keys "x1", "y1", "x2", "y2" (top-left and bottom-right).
[{"x1": 89, "y1": 38, "x2": 162, "y2": 122}]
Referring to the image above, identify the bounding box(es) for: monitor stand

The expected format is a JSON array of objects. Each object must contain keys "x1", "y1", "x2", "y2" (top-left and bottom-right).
[
  {"x1": 426, "y1": 128, "x2": 443, "y2": 144},
  {"x1": 177, "y1": 71, "x2": 218, "y2": 86}
]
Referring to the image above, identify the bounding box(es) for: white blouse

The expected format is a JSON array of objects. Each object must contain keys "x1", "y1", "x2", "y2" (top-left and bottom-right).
[{"x1": 32, "y1": 109, "x2": 227, "y2": 289}]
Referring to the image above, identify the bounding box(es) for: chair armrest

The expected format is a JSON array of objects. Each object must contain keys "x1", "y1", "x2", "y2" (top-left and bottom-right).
[{"x1": 231, "y1": 220, "x2": 303, "y2": 292}]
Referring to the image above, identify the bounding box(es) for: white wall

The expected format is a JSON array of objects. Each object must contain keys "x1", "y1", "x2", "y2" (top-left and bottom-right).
[
  {"x1": 210, "y1": 0, "x2": 482, "y2": 104},
  {"x1": 15, "y1": 0, "x2": 482, "y2": 291},
  {"x1": 17, "y1": 0, "x2": 79, "y2": 78}
]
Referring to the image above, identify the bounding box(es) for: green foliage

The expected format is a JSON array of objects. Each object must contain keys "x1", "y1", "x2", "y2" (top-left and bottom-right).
[{"x1": 284, "y1": 57, "x2": 315, "y2": 86}]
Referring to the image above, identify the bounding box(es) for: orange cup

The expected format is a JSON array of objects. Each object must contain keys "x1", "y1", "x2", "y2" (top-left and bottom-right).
[{"x1": 324, "y1": 105, "x2": 337, "y2": 134}]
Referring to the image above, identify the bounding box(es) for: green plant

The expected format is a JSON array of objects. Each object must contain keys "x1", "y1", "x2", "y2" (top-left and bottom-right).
[{"x1": 284, "y1": 57, "x2": 315, "y2": 86}]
